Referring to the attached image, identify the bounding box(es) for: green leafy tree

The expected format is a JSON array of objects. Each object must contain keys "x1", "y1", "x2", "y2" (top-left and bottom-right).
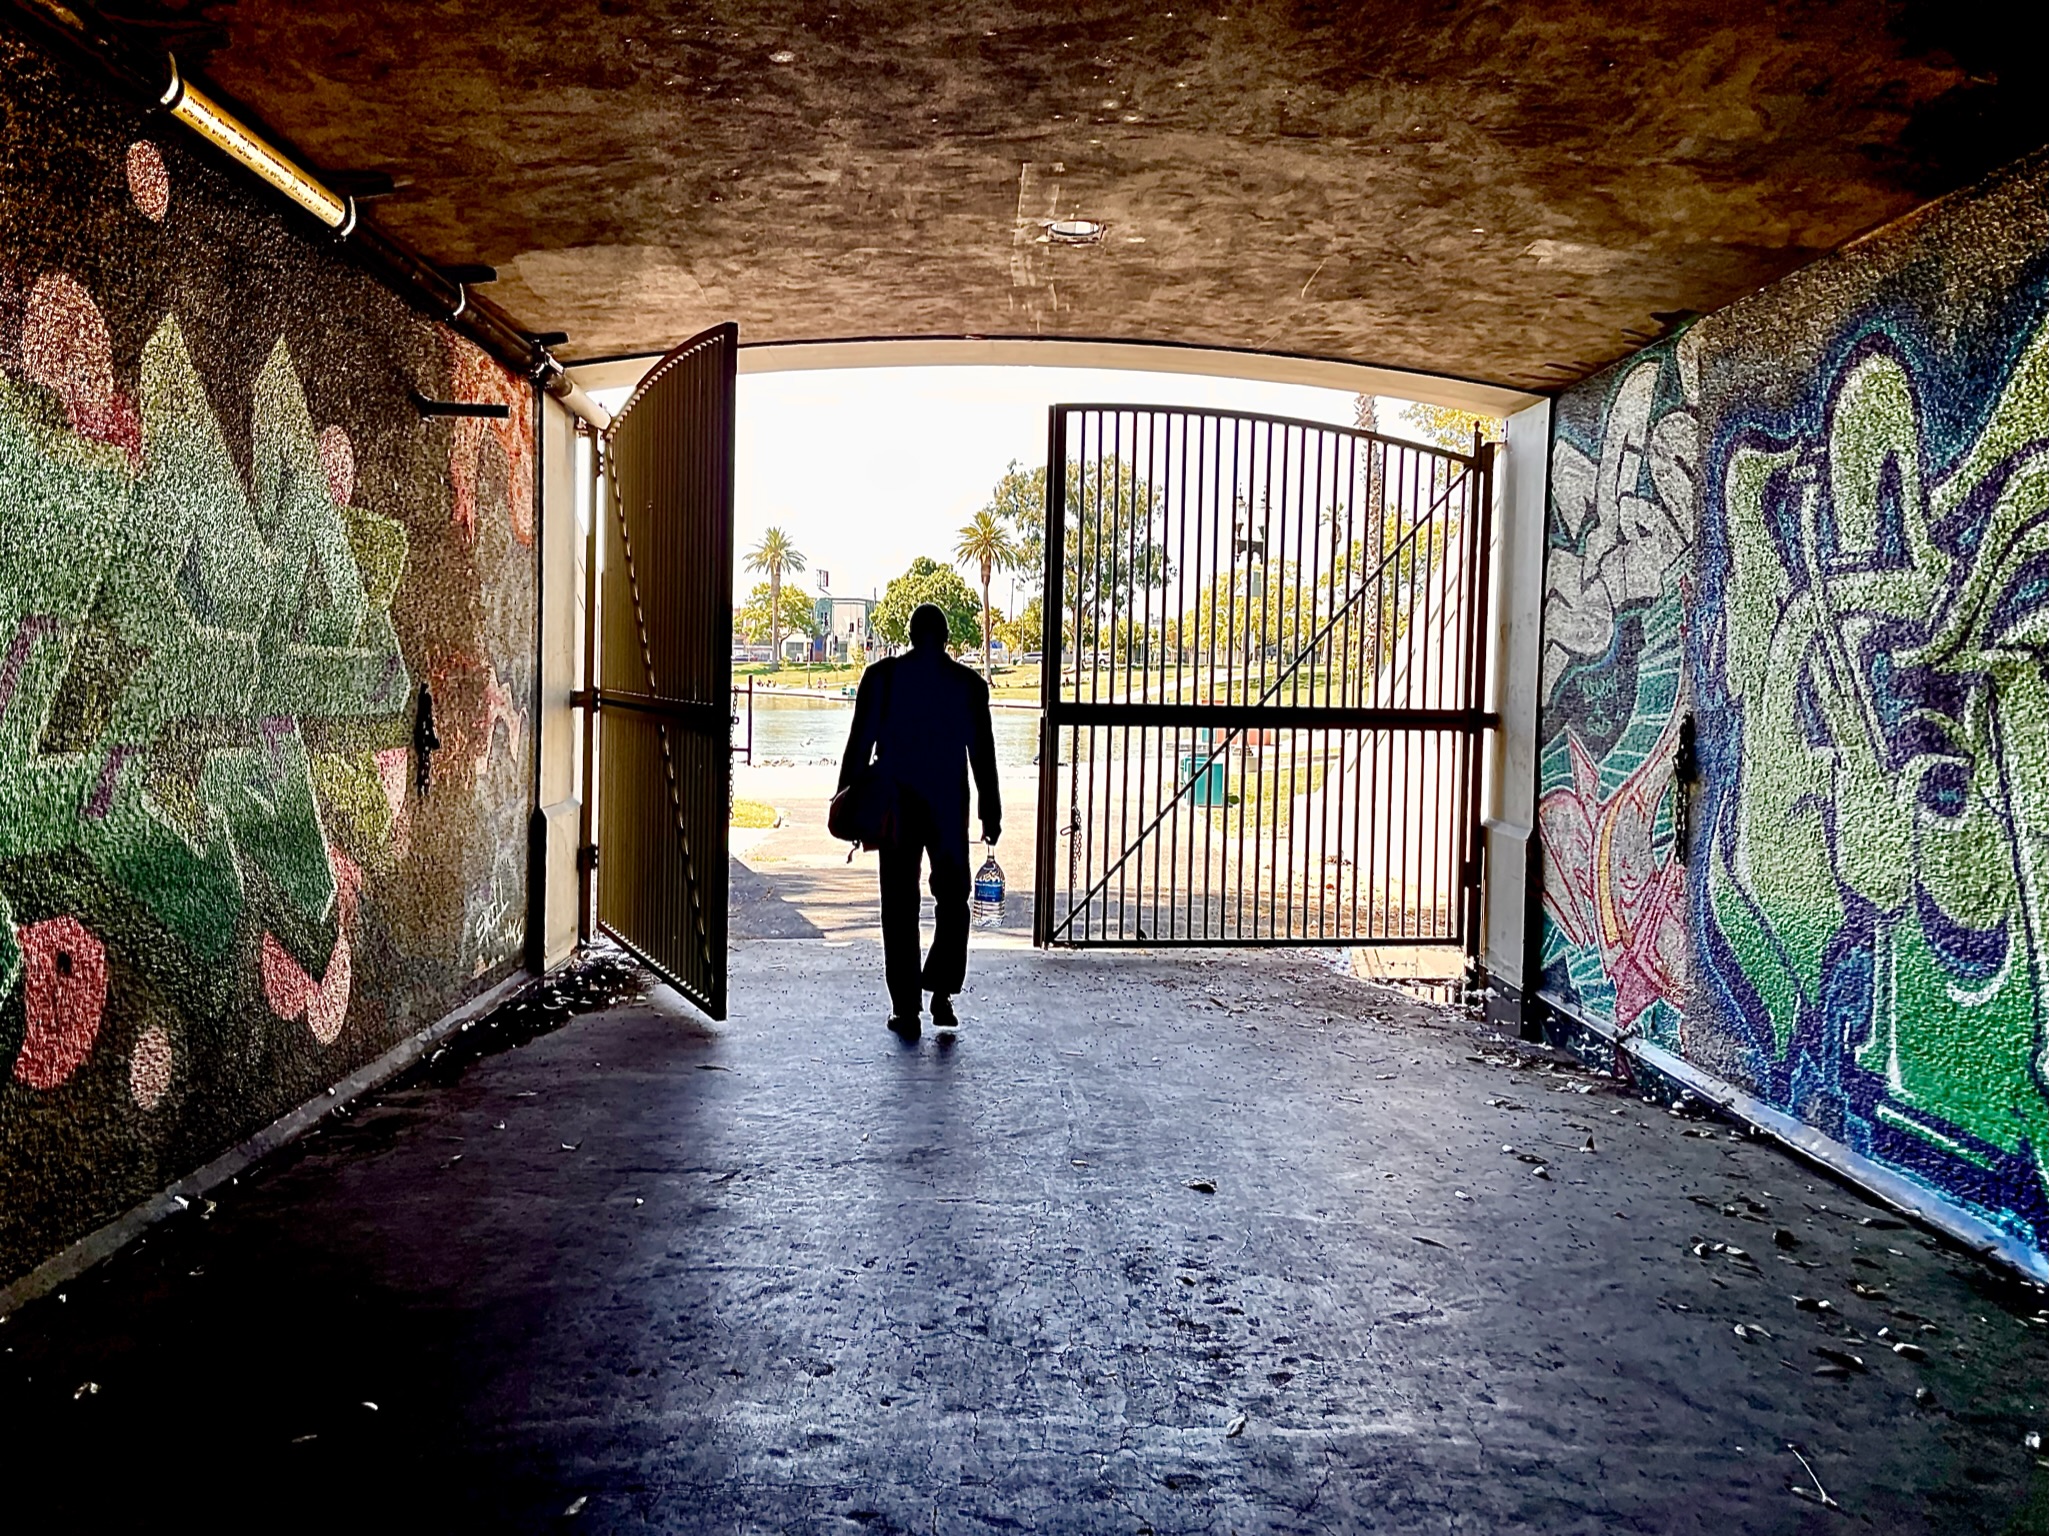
[
  {"x1": 737, "y1": 582, "x2": 819, "y2": 650},
  {"x1": 982, "y1": 461, "x2": 1046, "y2": 580},
  {"x1": 978, "y1": 459, "x2": 1169, "y2": 663},
  {"x1": 999, "y1": 594, "x2": 1043, "y2": 656},
  {"x1": 873, "y1": 557, "x2": 981, "y2": 652},
  {"x1": 980, "y1": 458, "x2": 1166, "y2": 585},
  {"x1": 1398, "y1": 403, "x2": 1503, "y2": 455},
  {"x1": 743, "y1": 527, "x2": 806, "y2": 667},
  {"x1": 954, "y1": 508, "x2": 1022, "y2": 677}
]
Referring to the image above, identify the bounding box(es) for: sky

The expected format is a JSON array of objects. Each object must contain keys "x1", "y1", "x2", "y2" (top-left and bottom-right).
[{"x1": 598, "y1": 365, "x2": 1439, "y2": 616}]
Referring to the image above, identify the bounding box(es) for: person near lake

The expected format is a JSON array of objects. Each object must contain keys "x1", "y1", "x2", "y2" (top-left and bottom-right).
[{"x1": 838, "y1": 602, "x2": 1001, "y2": 1037}]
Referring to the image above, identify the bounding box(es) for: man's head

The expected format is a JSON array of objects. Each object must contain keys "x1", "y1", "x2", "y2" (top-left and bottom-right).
[{"x1": 909, "y1": 603, "x2": 948, "y2": 652}]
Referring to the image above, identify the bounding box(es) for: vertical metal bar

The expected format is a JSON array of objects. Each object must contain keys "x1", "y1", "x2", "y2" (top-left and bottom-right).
[
  {"x1": 1144, "y1": 412, "x2": 1160, "y2": 940},
  {"x1": 1319, "y1": 439, "x2": 1334, "y2": 936},
  {"x1": 1345, "y1": 443, "x2": 1365, "y2": 937},
  {"x1": 1122, "y1": 409, "x2": 1139, "y2": 937},
  {"x1": 1221, "y1": 421, "x2": 1237, "y2": 946},
  {"x1": 1284, "y1": 426, "x2": 1304, "y2": 938},
  {"x1": 1392, "y1": 445, "x2": 1412, "y2": 938},
  {"x1": 1169, "y1": 413, "x2": 1187, "y2": 940},
  {"x1": 1073, "y1": 415, "x2": 1090, "y2": 937},
  {"x1": 1203, "y1": 414, "x2": 1220, "y2": 941},
  {"x1": 1425, "y1": 455, "x2": 1447, "y2": 939},
  {"x1": 1246, "y1": 421, "x2": 1266, "y2": 938},
  {"x1": 1084, "y1": 412, "x2": 1102, "y2": 941},
  {"x1": 1034, "y1": 407, "x2": 1068, "y2": 947}
]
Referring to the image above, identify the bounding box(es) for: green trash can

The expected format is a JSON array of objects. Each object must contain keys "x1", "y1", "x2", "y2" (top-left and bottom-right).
[{"x1": 1181, "y1": 752, "x2": 1225, "y2": 807}]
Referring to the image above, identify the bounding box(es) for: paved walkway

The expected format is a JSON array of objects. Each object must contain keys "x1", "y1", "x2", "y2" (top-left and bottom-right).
[{"x1": 6, "y1": 932, "x2": 2049, "y2": 1531}]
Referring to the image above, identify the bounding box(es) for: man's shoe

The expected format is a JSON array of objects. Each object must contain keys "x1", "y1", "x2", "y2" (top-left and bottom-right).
[
  {"x1": 929, "y1": 996, "x2": 959, "y2": 1030},
  {"x1": 887, "y1": 1012, "x2": 921, "y2": 1040}
]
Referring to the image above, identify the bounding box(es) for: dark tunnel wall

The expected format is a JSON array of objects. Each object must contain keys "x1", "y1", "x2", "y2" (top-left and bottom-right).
[
  {"x1": 1538, "y1": 147, "x2": 2049, "y2": 1272},
  {"x1": 0, "y1": 27, "x2": 538, "y2": 1286}
]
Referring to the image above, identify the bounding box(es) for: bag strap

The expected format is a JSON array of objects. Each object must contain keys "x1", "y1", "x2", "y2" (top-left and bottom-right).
[{"x1": 871, "y1": 658, "x2": 895, "y2": 755}]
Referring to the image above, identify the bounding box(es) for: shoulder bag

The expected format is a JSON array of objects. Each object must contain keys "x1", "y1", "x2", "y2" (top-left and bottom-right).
[{"x1": 827, "y1": 665, "x2": 897, "y2": 850}]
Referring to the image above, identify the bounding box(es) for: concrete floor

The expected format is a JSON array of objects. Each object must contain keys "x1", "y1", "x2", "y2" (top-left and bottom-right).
[{"x1": 6, "y1": 895, "x2": 2049, "y2": 1531}]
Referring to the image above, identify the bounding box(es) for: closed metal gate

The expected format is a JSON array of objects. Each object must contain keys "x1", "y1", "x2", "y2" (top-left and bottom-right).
[
  {"x1": 1032, "y1": 405, "x2": 1495, "y2": 954},
  {"x1": 589, "y1": 324, "x2": 736, "y2": 1017}
]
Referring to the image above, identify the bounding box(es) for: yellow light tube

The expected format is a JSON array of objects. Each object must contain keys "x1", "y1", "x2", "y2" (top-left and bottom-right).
[{"x1": 161, "y1": 59, "x2": 353, "y2": 232}]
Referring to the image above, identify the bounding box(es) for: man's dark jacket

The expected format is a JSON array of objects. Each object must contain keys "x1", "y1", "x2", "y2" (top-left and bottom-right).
[{"x1": 837, "y1": 650, "x2": 1001, "y2": 851}]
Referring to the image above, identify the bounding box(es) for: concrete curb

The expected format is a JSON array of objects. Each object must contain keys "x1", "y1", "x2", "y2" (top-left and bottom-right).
[{"x1": 0, "y1": 966, "x2": 536, "y2": 1318}]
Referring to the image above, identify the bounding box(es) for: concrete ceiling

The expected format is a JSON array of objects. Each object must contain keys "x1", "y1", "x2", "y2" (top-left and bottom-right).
[{"x1": 129, "y1": 0, "x2": 2042, "y2": 390}]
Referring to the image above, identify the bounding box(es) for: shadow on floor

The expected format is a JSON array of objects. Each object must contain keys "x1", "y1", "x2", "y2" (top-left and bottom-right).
[
  {"x1": 728, "y1": 855, "x2": 827, "y2": 939},
  {"x1": 732, "y1": 857, "x2": 1035, "y2": 946}
]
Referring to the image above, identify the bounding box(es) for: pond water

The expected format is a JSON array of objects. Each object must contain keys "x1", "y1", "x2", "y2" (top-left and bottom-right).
[{"x1": 739, "y1": 698, "x2": 1042, "y2": 769}]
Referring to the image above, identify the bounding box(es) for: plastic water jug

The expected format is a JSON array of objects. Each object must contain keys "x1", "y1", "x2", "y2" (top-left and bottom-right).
[{"x1": 973, "y1": 846, "x2": 1006, "y2": 928}]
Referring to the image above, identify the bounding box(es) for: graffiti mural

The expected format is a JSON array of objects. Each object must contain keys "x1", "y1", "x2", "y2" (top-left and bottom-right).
[
  {"x1": 1537, "y1": 333, "x2": 1698, "y2": 1047},
  {"x1": 1, "y1": 36, "x2": 534, "y2": 1284},
  {"x1": 1693, "y1": 274, "x2": 2049, "y2": 1257}
]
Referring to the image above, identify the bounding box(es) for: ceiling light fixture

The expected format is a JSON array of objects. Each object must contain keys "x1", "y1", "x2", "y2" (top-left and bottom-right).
[
  {"x1": 160, "y1": 57, "x2": 353, "y2": 233},
  {"x1": 1047, "y1": 218, "x2": 1107, "y2": 245}
]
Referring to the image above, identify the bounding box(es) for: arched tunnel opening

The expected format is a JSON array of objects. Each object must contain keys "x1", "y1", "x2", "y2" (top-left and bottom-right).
[{"x1": 3, "y1": 3, "x2": 2049, "y2": 1528}]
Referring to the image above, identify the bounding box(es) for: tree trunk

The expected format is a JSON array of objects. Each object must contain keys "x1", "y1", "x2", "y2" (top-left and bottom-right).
[
  {"x1": 769, "y1": 568, "x2": 781, "y2": 669},
  {"x1": 981, "y1": 557, "x2": 993, "y2": 679}
]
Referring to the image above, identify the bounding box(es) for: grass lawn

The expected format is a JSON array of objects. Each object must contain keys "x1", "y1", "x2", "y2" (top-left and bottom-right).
[
  {"x1": 731, "y1": 797, "x2": 779, "y2": 828},
  {"x1": 735, "y1": 662, "x2": 864, "y2": 688},
  {"x1": 1208, "y1": 751, "x2": 1327, "y2": 834},
  {"x1": 736, "y1": 659, "x2": 1044, "y2": 698}
]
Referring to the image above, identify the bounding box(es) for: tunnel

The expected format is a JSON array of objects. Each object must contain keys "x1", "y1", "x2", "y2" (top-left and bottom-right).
[{"x1": 3, "y1": 2, "x2": 2049, "y2": 1529}]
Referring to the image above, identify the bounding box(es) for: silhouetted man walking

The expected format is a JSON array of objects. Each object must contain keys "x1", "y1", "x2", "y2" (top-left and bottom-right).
[{"x1": 838, "y1": 603, "x2": 1000, "y2": 1037}]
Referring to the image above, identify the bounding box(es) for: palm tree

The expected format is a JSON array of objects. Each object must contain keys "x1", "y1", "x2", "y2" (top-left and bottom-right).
[
  {"x1": 745, "y1": 527, "x2": 806, "y2": 667},
  {"x1": 954, "y1": 510, "x2": 1021, "y2": 678}
]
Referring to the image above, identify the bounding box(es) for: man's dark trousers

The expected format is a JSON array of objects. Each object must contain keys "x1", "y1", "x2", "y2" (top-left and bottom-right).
[{"x1": 878, "y1": 787, "x2": 969, "y2": 1017}]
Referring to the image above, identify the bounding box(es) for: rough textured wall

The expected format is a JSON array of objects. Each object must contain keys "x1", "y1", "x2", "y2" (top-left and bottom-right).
[
  {"x1": 1538, "y1": 147, "x2": 2049, "y2": 1263},
  {"x1": 1536, "y1": 333, "x2": 1697, "y2": 1050},
  {"x1": 0, "y1": 32, "x2": 535, "y2": 1284},
  {"x1": 1688, "y1": 151, "x2": 2049, "y2": 1259}
]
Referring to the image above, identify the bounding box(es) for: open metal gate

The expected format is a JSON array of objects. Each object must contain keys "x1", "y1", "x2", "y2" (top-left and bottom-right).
[
  {"x1": 586, "y1": 324, "x2": 736, "y2": 1017},
  {"x1": 1032, "y1": 405, "x2": 1495, "y2": 954}
]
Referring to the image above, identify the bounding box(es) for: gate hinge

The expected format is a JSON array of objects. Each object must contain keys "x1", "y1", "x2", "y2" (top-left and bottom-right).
[
  {"x1": 570, "y1": 688, "x2": 597, "y2": 709},
  {"x1": 577, "y1": 843, "x2": 599, "y2": 872}
]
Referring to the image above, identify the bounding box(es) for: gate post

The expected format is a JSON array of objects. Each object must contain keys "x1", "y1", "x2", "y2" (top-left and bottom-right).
[
  {"x1": 1461, "y1": 434, "x2": 1497, "y2": 970},
  {"x1": 1032, "y1": 406, "x2": 1069, "y2": 948},
  {"x1": 576, "y1": 421, "x2": 602, "y2": 946}
]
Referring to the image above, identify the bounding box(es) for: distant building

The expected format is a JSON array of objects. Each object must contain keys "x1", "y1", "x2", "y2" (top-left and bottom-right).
[{"x1": 813, "y1": 595, "x2": 875, "y2": 664}]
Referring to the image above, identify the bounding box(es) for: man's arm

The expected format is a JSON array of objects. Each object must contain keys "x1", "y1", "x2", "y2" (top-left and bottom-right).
[
  {"x1": 968, "y1": 673, "x2": 1001, "y2": 842},
  {"x1": 839, "y1": 663, "x2": 884, "y2": 791}
]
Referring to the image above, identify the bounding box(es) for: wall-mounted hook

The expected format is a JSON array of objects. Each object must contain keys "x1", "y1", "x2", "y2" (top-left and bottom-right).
[{"x1": 1673, "y1": 712, "x2": 1699, "y2": 860}]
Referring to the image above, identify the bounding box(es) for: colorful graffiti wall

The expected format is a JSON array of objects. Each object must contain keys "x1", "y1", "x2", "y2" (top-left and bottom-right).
[
  {"x1": 1689, "y1": 152, "x2": 2049, "y2": 1260},
  {"x1": 0, "y1": 35, "x2": 535, "y2": 1284},
  {"x1": 1537, "y1": 333, "x2": 1697, "y2": 1050},
  {"x1": 1540, "y1": 149, "x2": 2049, "y2": 1266}
]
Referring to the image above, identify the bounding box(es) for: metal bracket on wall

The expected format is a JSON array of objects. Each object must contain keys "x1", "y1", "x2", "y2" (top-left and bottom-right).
[
  {"x1": 411, "y1": 393, "x2": 511, "y2": 419},
  {"x1": 1, "y1": 1, "x2": 613, "y2": 426},
  {"x1": 577, "y1": 843, "x2": 599, "y2": 873}
]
